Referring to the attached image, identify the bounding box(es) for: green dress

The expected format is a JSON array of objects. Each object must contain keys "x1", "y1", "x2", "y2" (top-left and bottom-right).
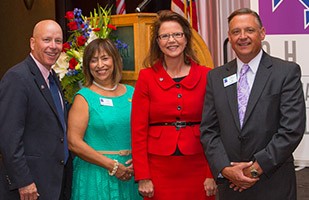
[{"x1": 71, "y1": 85, "x2": 141, "y2": 200}]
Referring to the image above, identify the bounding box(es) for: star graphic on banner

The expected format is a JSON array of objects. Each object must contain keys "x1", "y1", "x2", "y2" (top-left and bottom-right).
[
  {"x1": 299, "y1": 0, "x2": 309, "y2": 28},
  {"x1": 273, "y1": 0, "x2": 309, "y2": 29},
  {"x1": 272, "y1": 0, "x2": 284, "y2": 12}
]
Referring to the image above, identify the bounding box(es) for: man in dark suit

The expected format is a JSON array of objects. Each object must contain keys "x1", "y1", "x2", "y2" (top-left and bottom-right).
[
  {"x1": 200, "y1": 8, "x2": 305, "y2": 200},
  {"x1": 0, "y1": 20, "x2": 71, "y2": 200}
]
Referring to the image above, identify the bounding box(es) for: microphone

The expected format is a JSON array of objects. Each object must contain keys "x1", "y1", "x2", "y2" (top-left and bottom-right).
[{"x1": 135, "y1": 0, "x2": 152, "y2": 12}]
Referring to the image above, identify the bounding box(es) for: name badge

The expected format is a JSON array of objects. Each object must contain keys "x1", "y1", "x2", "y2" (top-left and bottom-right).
[
  {"x1": 100, "y1": 98, "x2": 113, "y2": 106},
  {"x1": 223, "y1": 74, "x2": 237, "y2": 87}
]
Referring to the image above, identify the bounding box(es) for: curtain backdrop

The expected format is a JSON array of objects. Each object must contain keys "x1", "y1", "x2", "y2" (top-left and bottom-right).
[{"x1": 197, "y1": 0, "x2": 249, "y2": 67}]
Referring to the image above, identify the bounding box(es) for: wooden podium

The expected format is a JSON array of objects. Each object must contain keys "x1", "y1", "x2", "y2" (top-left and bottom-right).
[{"x1": 111, "y1": 13, "x2": 214, "y2": 85}]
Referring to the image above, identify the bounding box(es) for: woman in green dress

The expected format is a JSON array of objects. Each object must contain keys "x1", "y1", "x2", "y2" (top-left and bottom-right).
[{"x1": 68, "y1": 38, "x2": 141, "y2": 200}]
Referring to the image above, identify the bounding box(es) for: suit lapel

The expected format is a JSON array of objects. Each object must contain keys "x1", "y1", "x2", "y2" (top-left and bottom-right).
[
  {"x1": 223, "y1": 60, "x2": 241, "y2": 131},
  {"x1": 242, "y1": 53, "x2": 272, "y2": 127},
  {"x1": 26, "y1": 56, "x2": 65, "y2": 128}
]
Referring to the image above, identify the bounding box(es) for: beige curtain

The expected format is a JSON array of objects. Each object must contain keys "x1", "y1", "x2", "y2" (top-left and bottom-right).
[{"x1": 197, "y1": 0, "x2": 250, "y2": 67}]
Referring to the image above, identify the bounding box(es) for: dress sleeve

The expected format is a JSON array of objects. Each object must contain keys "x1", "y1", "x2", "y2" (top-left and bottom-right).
[{"x1": 131, "y1": 69, "x2": 152, "y2": 181}]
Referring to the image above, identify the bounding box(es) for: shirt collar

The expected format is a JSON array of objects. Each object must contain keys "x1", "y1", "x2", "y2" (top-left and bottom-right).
[
  {"x1": 236, "y1": 49, "x2": 263, "y2": 75},
  {"x1": 30, "y1": 53, "x2": 51, "y2": 84}
]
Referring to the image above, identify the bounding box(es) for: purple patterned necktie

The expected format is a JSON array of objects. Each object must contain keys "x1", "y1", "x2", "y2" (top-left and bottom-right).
[{"x1": 237, "y1": 64, "x2": 250, "y2": 127}]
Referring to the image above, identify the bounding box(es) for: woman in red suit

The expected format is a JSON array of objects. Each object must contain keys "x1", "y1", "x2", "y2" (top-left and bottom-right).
[{"x1": 131, "y1": 10, "x2": 217, "y2": 200}]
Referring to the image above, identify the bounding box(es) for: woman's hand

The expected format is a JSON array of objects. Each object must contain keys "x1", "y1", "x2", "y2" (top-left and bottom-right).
[
  {"x1": 114, "y1": 162, "x2": 132, "y2": 181},
  {"x1": 138, "y1": 179, "x2": 154, "y2": 198},
  {"x1": 204, "y1": 178, "x2": 217, "y2": 197},
  {"x1": 125, "y1": 159, "x2": 134, "y2": 176}
]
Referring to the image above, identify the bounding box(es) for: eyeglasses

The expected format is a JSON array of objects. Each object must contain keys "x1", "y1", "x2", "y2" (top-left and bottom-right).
[{"x1": 157, "y1": 32, "x2": 184, "y2": 40}]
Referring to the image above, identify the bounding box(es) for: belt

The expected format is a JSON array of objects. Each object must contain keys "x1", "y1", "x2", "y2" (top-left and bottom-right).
[
  {"x1": 149, "y1": 121, "x2": 201, "y2": 129},
  {"x1": 97, "y1": 150, "x2": 131, "y2": 156}
]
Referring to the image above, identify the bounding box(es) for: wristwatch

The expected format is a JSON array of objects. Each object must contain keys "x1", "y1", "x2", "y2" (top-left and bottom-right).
[{"x1": 250, "y1": 165, "x2": 259, "y2": 178}]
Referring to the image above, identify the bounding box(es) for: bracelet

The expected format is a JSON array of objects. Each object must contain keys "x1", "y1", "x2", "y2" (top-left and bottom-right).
[{"x1": 108, "y1": 159, "x2": 119, "y2": 176}]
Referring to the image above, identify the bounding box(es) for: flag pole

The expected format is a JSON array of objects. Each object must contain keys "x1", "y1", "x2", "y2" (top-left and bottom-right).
[
  {"x1": 189, "y1": 0, "x2": 193, "y2": 27},
  {"x1": 184, "y1": 0, "x2": 188, "y2": 19}
]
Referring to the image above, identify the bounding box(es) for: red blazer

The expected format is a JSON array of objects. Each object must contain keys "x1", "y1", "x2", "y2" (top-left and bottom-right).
[{"x1": 131, "y1": 60, "x2": 212, "y2": 180}]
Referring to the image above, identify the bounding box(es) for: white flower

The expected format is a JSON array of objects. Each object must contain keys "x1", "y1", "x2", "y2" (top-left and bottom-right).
[
  {"x1": 53, "y1": 52, "x2": 69, "y2": 80},
  {"x1": 87, "y1": 30, "x2": 99, "y2": 45}
]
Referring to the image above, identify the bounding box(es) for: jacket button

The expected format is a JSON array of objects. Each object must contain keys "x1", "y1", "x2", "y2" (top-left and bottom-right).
[
  {"x1": 176, "y1": 84, "x2": 180, "y2": 88},
  {"x1": 60, "y1": 138, "x2": 64, "y2": 143},
  {"x1": 177, "y1": 94, "x2": 182, "y2": 98},
  {"x1": 6, "y1": 176, "x2": 11, "y2": 185},
  {"x1": 177, "y1": 105, "x2": 182, "y2": 110},
  {"x1": 60, "y1": 160, "x2": 65, "y2": 165}
]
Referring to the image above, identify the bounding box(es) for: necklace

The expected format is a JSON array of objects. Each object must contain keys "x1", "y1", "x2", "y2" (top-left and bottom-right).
[
  {"x1": 163, "y1": 63, "x2": 182, "y2": 78},
  {"x1": 93, "y1": 81, "x2": 118, "y2": 91}
]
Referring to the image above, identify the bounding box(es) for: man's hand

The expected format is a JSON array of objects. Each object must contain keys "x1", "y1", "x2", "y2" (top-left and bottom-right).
[
  {"x1": 221, "y1": 161, "x2": 259, "y2": 192},
  {"x1": 19, "y1": 182, "x2": 39, "y2": 200},
  {"x1": 243, "y1": 161, "x2": 263, "y2": 178}
]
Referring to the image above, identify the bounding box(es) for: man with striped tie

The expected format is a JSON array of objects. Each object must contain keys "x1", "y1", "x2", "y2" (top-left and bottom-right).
[{"x1": 200, "y1": 8, "x2": 305, "y2": 200}]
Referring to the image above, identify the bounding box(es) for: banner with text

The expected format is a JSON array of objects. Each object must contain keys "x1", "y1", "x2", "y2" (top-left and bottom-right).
[{"x1": 251, "y1": 0, "x2": 309, "y2": 166}]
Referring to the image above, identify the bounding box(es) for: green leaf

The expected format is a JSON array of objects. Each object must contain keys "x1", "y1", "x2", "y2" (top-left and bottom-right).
[{"x1": 60, "y1": 70, "x2": 84, "y2": 103}]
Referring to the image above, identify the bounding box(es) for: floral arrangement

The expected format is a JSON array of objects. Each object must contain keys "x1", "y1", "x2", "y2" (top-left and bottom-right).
[{"x1": 53, "y1": 5, "x2": 128, "y2": 103}]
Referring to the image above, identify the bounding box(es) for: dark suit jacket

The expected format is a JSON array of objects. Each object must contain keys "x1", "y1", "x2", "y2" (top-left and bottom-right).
[
  {"x1": 0, "y1": 55, "x2": 70, "y2": 200},
  {"x1": 200, "y1": 52, "x2": 305, "y2": 200}
]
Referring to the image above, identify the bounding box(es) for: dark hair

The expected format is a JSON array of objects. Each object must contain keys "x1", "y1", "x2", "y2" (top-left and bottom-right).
[
  {"x1": 143, "y1": 10, "x2": 198, "y2": 68},
  {"x1": 228, "y1": 8, "x2": 263, "y2": 28},
  {"x1": 82, "y1": 38, "x2": 122, "y2": 87}
]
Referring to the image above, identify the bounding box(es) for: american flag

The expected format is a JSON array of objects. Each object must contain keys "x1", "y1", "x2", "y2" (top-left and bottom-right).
[
  {"x1": 171, "y1": 0, "x2": 198, "y2": 32},
  {"x1": 116, "y1": 0, "x2": 126, "y2": 14}
]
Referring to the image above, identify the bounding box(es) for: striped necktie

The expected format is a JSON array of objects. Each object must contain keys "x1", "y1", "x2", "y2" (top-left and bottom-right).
[{"x1": 237, "y1": 64, "x2": 250, "y2": 128}]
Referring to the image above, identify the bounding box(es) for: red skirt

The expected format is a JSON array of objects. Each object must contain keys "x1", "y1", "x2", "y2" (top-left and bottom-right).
[{"x1": 144, "y1": 153, "x2": 215, "y2": 200}]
